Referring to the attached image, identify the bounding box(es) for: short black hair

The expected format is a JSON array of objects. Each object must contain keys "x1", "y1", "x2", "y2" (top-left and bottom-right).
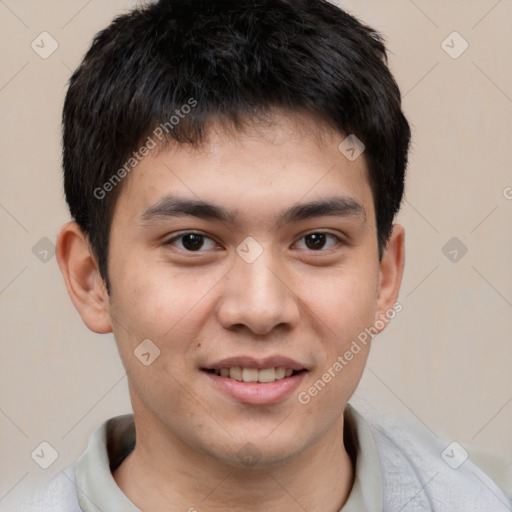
[{"x1": 62, "y1": 0, "x2": 411, "y2": 293}]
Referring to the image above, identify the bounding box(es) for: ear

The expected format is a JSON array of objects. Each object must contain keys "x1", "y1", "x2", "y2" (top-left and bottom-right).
[
  {"x1": 374, "y1": 223, "x2": 405, "y2": 332},
  {"x1": 56, "y1": 222, "x2": 113, "y2": 334}
]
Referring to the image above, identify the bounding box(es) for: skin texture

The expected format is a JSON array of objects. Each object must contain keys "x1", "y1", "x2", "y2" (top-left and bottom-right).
[{"x1": 56, "y1": 112, "x2": 405, "y2": 512}]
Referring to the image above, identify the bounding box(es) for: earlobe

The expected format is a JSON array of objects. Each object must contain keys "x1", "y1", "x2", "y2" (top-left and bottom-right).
[
  {"x1": 374, "y1": 224, "x2": 405, "y2": 332},
  {"x1": 56, "y1": 222, "x2": 113, "y2": 334}
]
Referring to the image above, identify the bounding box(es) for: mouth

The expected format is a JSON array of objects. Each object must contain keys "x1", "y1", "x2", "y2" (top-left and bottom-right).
[
  {"x1": 202, "y1": 367, "x2": 304, "y2": 383},
  {"x1": 201, "y1": 356, "x2": 308, "y2": 405}
]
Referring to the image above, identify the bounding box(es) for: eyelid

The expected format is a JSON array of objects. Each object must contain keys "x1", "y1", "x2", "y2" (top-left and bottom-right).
[
  {"x1": 164, "y1": 230, "x2": 345, "y2": 253},
  {"x1": 292, "y1": 231, "x2": 342, "y2": 251},
  {"x1": 165, "y1": 231, "x2": 221, "y2": 251}
]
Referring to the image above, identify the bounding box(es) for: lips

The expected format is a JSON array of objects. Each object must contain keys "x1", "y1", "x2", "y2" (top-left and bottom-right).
[{"x1": 201, "y1": 356, "x2": 307, "y2": 404}]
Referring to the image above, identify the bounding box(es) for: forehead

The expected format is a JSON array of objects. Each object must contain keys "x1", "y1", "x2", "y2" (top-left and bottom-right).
[{"x1": 113, "y1": 112, "x2": 374, "y2": 227}]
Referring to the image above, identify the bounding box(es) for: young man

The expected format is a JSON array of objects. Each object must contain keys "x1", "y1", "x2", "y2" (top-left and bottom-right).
[{"x1": 6, "y1": 0, "x2": 510, "y2": 510}]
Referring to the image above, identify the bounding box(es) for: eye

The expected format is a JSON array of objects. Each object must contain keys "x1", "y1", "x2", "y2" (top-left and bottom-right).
[
  {"x1": 165, "y1": 232, "x2": 218, "y2": 252},
  {"x1": 294, "y1": 232, "x2": 340, "y2": 251}
]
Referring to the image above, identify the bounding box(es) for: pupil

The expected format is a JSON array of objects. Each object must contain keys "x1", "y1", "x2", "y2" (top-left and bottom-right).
[
  {"x1": 183, "y1": 234, "x2": 203, "y2": 251},
  {"x1": 305, "y1": 233, "x2": 326, "y2": 250}
]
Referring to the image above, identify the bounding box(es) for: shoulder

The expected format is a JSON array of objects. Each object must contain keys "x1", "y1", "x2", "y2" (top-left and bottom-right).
[
  {"x1": 0, "y1": 466, "x2": 80, "y2": 512},
  {"x1": 350, "y1": 401, "x2": 512, "y2": 511}
]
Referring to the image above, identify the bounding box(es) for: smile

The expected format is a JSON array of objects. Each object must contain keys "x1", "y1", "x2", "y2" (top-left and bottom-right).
[
  {"x1": 201, "y1": 356, "x2": 307, "y2": 405},
  {"x1": 205, "y1": 367, "x2": 300, "y2": 383}
]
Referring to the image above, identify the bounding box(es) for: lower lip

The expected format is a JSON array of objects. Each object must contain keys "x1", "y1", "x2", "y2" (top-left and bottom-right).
[{"x1": 203, "y1": 371, "x2": 306, "y2": 405}]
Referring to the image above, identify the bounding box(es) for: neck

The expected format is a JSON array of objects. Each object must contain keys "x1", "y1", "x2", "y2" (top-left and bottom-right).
[{"x1": 113, "y1": 411, "x2": 354, "y2": 512}]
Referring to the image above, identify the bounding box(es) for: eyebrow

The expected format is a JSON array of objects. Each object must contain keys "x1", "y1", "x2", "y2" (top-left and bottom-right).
[{"x1": 140, "y1": 195, "x2": 366, "y2": 227}]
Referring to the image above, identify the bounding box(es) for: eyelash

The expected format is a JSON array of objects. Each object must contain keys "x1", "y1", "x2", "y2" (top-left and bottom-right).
[{"x1": 164, "y1": 231, "x2": 342, "y2": 253}]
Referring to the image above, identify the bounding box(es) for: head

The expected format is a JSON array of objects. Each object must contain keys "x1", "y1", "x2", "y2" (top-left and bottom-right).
[{"x1": 57, "y1": 0, "x2": 409, "y2": 470}]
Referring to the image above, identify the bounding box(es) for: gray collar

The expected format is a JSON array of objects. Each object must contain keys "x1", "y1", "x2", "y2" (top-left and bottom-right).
[{"x1": 74, "y1": 403, "x2": 382, "y2": 512}]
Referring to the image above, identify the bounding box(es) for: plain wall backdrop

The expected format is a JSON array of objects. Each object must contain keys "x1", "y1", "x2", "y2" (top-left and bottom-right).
[{"x1": 1, "y1": 0, "x2": 511, "y2": 498}]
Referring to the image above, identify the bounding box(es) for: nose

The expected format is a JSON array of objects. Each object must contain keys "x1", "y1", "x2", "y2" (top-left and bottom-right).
[{"x1": 215, "y1": 245, "x2": 301, "y2": 336}]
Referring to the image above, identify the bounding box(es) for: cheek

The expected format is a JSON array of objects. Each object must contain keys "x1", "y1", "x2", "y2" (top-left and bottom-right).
[
  {"x1": 293, "y1": 261, "x2": 378, "y2": 410},
  {"x1": 108, "y1": 256, "x2": 223, "y2": 367},
  {"x1": 108, "y1": 267, "x2": 210, "y2": 421},
  {"x1": 300, "y1": 264, "x2": 378, "y2": 343},
  {"x1": 110, "y1": 250, "x2": 187, "y2": 329}
]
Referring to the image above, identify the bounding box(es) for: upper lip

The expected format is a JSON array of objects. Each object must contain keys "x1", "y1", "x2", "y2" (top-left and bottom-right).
[{"x1": 203, "y1": 356, "x2": 306, "y2": 371}]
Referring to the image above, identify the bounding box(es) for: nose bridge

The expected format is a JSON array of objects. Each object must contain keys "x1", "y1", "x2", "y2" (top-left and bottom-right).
[
  {"x1": 217, "y1": 239, "x2": 299, "y2": 334},
  {"x1": 241, "y1": 249, "x2": 283, "y2": 305}
]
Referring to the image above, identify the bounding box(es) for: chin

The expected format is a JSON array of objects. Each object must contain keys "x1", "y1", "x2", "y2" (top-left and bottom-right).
[{"x1": 201, "y1": 431, "x2": 311, "y2": 471}]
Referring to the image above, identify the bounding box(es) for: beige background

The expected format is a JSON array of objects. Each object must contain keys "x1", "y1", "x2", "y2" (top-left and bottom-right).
[{"x1": 1, "y1": 0, "x2": 511, "y2": 498}]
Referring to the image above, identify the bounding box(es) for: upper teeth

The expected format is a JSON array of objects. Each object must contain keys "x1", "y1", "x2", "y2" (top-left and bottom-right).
[{"x1": 214, "y1": 367, "x2": 295, "y2": 382}]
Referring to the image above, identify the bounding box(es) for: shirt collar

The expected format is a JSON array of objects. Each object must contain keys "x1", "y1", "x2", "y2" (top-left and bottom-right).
[
  {"x1": 75, "y1": 413, "x2": 140, "y2": 512},
  {"x1": 74, "y1": 403, "x2": 382, "y2": 512},
  {"x1": 342, "y1": 403, "x2": 383, "y2": 511}
]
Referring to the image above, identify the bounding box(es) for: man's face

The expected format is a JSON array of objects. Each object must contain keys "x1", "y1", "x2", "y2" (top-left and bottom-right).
[{"x1": 105, "y1": 113, "x2": 388, "y2": 468}]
